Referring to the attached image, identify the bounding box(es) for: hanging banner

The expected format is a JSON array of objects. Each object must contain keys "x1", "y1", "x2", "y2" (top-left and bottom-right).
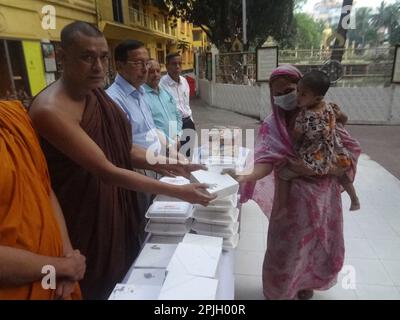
[
  {"x1": 206, "y1": 52, "x2": 212, "y2": 81},
  {"x1": 392, "y1": 45, "x2": 400, "y2": 83},
  {"x1": 22, "y1": 41, "x2": 46, "y2": 96},
  {"x1": 41, "y1": 42, "x2": 57, "y2": 72},
  {"x1": 256, "y1": 46, "x2": 278, "y2": 82}
]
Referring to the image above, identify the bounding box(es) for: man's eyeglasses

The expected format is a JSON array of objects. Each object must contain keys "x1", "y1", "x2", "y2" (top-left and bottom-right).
[{"x1": 126, "y1": 60, "x2": 150, "y2": 69}]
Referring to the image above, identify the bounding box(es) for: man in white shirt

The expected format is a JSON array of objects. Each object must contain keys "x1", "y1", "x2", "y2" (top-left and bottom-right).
[{"x1": 160, "y1": 53, "x2": 195, "y2": 158}]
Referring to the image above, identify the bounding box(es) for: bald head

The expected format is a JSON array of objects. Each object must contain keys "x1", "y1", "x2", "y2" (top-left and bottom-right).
[
  {"x1": 146, "y1": 59, "x2": 162, "y2": 89},
  {"x1": 58, "y1": 21, "x2": 109, "y2": 94},
  {"x1": 61, "y1": 21, "x2": 104, "y2": 49},
  {"x1": 147, "y1": 59, "x2": 160, "y2": 70}
]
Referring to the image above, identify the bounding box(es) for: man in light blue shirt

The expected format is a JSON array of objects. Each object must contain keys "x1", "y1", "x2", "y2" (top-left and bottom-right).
[
  {"x1": 106, "y1": 40, "x2": 164, "y2": 216},
  {"x1": 106, "y1": 45, "x2": 161, "y2": 153},
  {"x1": 144, "y1": 59, "x2": 183, "y2": 149}
]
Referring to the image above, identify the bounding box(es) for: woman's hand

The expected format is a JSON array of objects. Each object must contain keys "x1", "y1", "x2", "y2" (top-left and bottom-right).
[
  {"x1": 221, "y1": 168, "x2": 245, "y2": 183},
  {"x1": 221, "y1": 168, "x2": 238, "y2": 180}
]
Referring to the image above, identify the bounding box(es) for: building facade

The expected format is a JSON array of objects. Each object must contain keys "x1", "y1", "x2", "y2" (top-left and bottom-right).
[
  {"x1": 0, "y1": 0, "x2": 97, "y2": 101},
  {"x1": 192, "y1": 25, "x2": 210, "y2": 54},
  {"x1": 97, "y1": 0, "x2": 194, "y2": 79},
  {"x1": 0, "y1": 0, "x2": 196, "y2": 102}
]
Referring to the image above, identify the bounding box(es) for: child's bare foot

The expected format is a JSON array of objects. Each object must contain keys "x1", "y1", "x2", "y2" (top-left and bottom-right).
[
  {"x1": 350, "y1": 197, "x2": 360, "y2": 211},
  {"x1": 297, "y1": 289, "x2": 314, "y2": 300}
]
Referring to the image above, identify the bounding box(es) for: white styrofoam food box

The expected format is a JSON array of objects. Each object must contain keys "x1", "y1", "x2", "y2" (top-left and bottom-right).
[
  {"x1": 193, "y1": 207, "x2": 239, "y2": 226},
  {"x1": 145, "y1": 219, "x2": 193, "y2": 236},
  {"x1": 191, "y1": 221, "x2": 239, "y2": 238},
  {"x1": 145, "y1": 202, "x2": 194, "y2": 223},
  {"x1": 148, "y1": 201, "x2": 192, "y2": 217},
  {"x1": 190, "y1": 170, "x2": 239, "y2": 200},
  {"x1": 159, "y1": 176, "x2": 190, "y2": 185},
  {"x1": 195, "y1": 193, "x2": 238, "y2": 211},
  {"x1": 223, "y1": 233, "x2": 240, "y2": 249},
  {"x1": 155, "y1": 176, "x2": 191, "y2": 202}
]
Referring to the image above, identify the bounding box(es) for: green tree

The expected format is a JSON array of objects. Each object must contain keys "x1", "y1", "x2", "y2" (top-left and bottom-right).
[
  {"x1": 347, "y1": 7, "x2": 377, "y2": 47},
  {"x1": 371, "y1": 1, "x2": 400, "y2": 45},
  {"x1": 292, "y1": 13, "x2": 324, "y2": 49},
  {"x1": 294, "y1": 0, "x2": 307, "y2": 11},
  {"x1": 154, "y1": 0, "x2": 295, "y2": 51}
]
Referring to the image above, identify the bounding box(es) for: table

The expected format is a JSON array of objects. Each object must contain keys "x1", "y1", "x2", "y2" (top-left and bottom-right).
[{"x1": 122, "y1": 234, "x2": 236, "y2": 300}]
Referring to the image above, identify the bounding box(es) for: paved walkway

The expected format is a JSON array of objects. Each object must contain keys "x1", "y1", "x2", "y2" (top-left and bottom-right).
[
  {"x1": 191, "y1": 98, "x2": 400, "y2": 300},
  {"x1": 191, "y1": 98, "x2": 400, "y2": 179}
]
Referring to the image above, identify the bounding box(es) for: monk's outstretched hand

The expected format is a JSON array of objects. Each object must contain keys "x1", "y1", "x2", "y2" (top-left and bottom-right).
[{"x1": 178, "y1": 183, "x2": 217, "y2": 206}]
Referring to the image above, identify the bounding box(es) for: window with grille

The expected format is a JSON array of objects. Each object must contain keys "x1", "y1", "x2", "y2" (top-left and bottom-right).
[
  {"x1": 112, "y1": 0, "x2": 124, "y2": 23},
  {"x1": 157, "y1": 50, "x2": 165, "y2": 65},
  {"x1": 180, "y1": 21, "x2": 185, "y2": 34},
  {"x1": 193, "y1": 30, "x2": 202, "y2": 42}
]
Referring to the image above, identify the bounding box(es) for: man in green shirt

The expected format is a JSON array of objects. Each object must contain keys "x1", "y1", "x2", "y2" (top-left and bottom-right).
[{"x1": 144, "y1": 59, "x2": 183, "y2": 155}]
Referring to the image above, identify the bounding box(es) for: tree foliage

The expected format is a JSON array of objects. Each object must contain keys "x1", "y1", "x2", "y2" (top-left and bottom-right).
[
  {"x1": 344, "y1": 0, "x2": 400, "y2": 47},
  {"x1": 292, "y1": 13, "x2": 324, "y2": 49},
  {"x1": 154, "y1": 0, "x2": 295, "y2": 51}
]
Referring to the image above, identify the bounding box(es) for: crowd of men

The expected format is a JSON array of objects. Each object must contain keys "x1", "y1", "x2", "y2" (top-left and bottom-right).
[{"x1": 0, "y1": 21, "x2": 215, "y2": 300}]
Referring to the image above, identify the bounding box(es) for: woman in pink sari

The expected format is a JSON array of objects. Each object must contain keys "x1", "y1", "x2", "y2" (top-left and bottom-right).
[{"x1": 239, "y1": 65, "x2": 361, "y2": 300}]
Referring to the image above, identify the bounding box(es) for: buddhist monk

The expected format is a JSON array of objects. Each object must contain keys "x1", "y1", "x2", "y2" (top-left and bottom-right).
[
  {"x1": 0, "y1": 100, "x2": 85, "y2": 300},
  {"x1": 29, "y1": 22, "x2": 215, "y2": 300}
]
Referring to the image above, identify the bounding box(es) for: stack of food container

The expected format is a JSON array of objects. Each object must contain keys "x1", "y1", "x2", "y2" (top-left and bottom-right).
[
  {"x1": 145, "y1": 177, "x2": 194, "y2": 238},
  {"x1": 190, "y1": 169, "x2": 240, "y2": 249}
]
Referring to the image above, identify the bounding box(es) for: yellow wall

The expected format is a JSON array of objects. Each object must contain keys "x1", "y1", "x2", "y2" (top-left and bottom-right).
[
  {"x1": 0, "y1": 0, "x2": 96, "y2": 41},
  {"x1": 192, "y1": 26, "x2": 210, "y2": 52},
  {"x1": 0, "y1": 0, "x2": 96, "y2": 96},
  {"x1": 97, "y1": 0, "x2": 194, "y2": 72},
  {"x1": 175, "y1": 19, "x2": 193, "y2": 70},
  {"x1": 22, "y1": 40, "x2": 47, "y2": 96}
]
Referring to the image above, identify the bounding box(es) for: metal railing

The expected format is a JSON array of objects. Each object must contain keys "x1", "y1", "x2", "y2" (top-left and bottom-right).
[
  {"x1": 216, "y1": 52, "x2": 257, "y2": 85},
  {"x1": 211, "y1": 47, "x2": 395, "y2": 87}
]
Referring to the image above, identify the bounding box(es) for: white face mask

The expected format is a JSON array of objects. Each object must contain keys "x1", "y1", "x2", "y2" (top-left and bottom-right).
[{"x1": 273, "y1": 91, "x2": 297, "y2": 111}]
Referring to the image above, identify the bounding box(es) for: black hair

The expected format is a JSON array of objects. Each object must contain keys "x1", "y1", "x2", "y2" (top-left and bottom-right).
[
  {"x1": 60, "y1": 21, "x2": 103, "y2": 49},
  {"x1": 166, "y1": 52, "x2": 181, "y2": 64},
  {"x1": 299, "y1": 70, "x2": 331, "y2": 96},
  {"x1": 114, "y1": 40, "x2": 145, "y2": 62}
]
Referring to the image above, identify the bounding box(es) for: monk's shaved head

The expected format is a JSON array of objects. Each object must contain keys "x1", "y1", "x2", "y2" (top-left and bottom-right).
[{"x1": 61, "y1": 21, "x2": 104, "y2": 49}]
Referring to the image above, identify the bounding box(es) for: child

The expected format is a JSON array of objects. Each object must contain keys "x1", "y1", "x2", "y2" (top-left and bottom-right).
[{"x1": 278, "y1": 70, "x2": 360, "y2": 213}]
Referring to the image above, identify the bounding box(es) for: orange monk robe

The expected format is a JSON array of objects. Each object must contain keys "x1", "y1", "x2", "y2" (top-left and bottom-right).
[{"x1": 0, "y1": 100, "x2": 81, "y2": 300}]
